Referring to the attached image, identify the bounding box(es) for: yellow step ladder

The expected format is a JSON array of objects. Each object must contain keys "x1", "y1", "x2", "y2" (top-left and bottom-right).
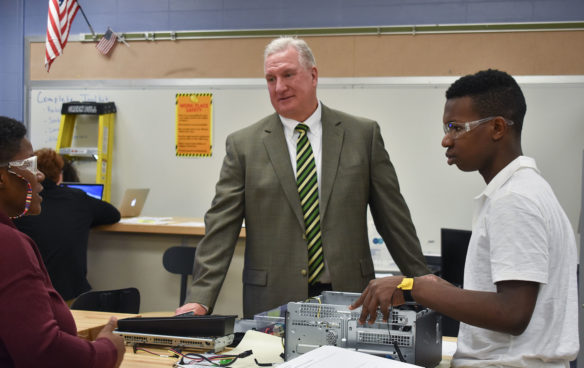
[{"x1": 55, "y1": 102, "x2": 116, "y2": 202}]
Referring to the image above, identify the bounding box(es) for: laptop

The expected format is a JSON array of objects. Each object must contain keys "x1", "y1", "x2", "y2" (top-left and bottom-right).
[
  {"x1": 119, "y1": 188, "x2": 150, "y2": 218},
  {"x1": 61, "y1": 182, "x2": 104, "y2": 200}
]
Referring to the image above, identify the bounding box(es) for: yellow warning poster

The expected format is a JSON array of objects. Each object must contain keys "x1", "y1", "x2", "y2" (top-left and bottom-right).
[{"x1": 175, "y1": 93, "x2": 212, "y2": 157}]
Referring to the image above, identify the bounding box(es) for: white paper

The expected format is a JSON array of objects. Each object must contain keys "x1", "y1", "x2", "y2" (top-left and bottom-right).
[
  {"x1": 278, "y1": 345, "x2": 422, "y2": 368},
  {"x1": 175, "y1": 221, "x2": 206, "y2": 227},
  {"x1": 442, "y1": 339, "x2": 457, "y2": 357},
  {"x1": 175, "y1": 331, "x2": 284, "y2": 368},
  {"x1": 228, "y1": 330, "x2": 284, "y2": 367},
  {"x1": 118, "y1": 216, "x2": 173, "y2": 225}
]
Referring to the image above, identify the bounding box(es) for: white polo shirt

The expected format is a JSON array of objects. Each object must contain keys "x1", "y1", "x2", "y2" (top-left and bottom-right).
[{"x1": 452, "y1": 156, "x2": 579, "y2": 367}]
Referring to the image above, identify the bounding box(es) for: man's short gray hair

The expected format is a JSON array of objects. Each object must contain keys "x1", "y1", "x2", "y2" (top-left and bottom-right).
[{"x1": 264, "y1": 36, "x2": 316, "y2": 70}]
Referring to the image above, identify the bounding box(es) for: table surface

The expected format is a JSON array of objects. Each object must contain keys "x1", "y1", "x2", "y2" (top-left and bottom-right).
[
  {"x1": 73, "y1": 310, "x2": 454, "y2": 367},
  {"x1": 73, "y1": 310, "x2": 179, "y2": 367},
  {"x1": 93, "y1": 217, "x2": 246, "y2": 237},
  {"x1": 71, "y1": 309, "x2": 138, "y2": 342}
]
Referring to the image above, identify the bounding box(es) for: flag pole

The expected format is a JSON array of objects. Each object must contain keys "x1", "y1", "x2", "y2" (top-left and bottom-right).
[
  {"x1": 77, "y1": 4, "x2": 96, "y2": 39},
  {"x1": 117, "y1": 33, "x2": 130, "y2": 48}
]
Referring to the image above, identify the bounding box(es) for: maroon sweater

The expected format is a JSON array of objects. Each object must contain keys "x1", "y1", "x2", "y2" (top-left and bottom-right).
[{"x1": 0, "y1": 212, "x2": 117, "y2": 368}]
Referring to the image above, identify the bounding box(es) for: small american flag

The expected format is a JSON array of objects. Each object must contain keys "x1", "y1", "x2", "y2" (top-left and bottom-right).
[
  {"x1": 44, "y1": 0, "x2": 80, "y2": 71},
  {"x1": 96, "y1": 27, "x2": 118, "y2": 55}
]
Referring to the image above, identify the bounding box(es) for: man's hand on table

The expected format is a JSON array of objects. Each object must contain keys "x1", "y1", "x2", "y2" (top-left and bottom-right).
[{"x1": 175, "y1": 302, "x2": 208, "y2": 316}]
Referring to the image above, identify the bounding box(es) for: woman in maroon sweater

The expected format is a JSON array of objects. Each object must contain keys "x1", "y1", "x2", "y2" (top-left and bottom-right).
[{"x1": 0, "y1": 116, "x2": 125, "y2": 367}]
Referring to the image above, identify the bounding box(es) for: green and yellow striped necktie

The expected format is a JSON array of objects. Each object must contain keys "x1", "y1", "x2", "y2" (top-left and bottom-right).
[{"x1": 295, "y1": 123, "x2": 324, "y2": 285}]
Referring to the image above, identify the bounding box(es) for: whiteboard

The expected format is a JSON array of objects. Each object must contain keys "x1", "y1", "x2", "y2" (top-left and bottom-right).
[{"x1": 27, "y1": 77, "x2": 584, "y2": 255}]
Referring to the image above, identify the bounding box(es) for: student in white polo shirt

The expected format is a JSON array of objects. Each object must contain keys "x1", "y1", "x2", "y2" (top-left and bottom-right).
[{"x1": 351, "y1": 69, "x2": 579, "y2": 367}]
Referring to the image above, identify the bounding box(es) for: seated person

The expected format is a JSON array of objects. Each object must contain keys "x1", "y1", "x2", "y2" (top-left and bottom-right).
[
  {"x1": 351, "y1": 69, "x2": 579, "y2": 367},
  {"x1": 0, "y1": 116, "x2": 124, "y2": 367},
  {"x1": 14, "y1": 148, "x2": 121, "y2": 303}
]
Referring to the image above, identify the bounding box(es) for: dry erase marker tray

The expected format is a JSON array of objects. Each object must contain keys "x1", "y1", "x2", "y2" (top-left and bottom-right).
[{"x1": 116, "y1": 314, "x2": 237, "y2": 337}]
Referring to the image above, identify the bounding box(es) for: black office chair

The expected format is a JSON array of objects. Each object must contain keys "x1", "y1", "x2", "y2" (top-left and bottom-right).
[
  {"x1": 70, "y1": 287, "x2": 140, "y2": 314},
  {"x1": 163, "y1": 246, "x2": 197, "y2": 306}
]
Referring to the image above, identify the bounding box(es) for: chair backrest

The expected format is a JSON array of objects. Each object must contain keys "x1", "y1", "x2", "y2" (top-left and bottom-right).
[
  {"x1": 70, "y1": 287, "x2": 140, "y2": 314},
  {"x1": 162, "y1": 246, "x2": 197, "y2": 307}
]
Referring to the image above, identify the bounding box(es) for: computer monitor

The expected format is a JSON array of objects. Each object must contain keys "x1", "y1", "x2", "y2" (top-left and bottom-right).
[
  {"x1": 440, "y1": 228, "x2": 472, "y2": 337},
  {"x1": 441, "y1": 228, "x2": 472, "y2": 288},
  {"x1": 61, "y1": 182, "x2": 104, "y2": 200},
  {"x1": 424, "y1": 255, "x2": 442, "y2": 275}
]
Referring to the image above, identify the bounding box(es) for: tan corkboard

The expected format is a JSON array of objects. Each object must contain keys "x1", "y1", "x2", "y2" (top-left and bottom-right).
[{"x1": 30, "y1": 30, "x2": 584, "y2": 80}]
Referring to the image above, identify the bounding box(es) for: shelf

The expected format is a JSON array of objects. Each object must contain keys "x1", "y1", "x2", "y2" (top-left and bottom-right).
[{"x1": 58, "y1": 147, "x2": 99, "y2": 158}]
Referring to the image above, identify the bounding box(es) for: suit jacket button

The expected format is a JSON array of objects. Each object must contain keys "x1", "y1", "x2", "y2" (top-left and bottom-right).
[{"x1": 301, "y1": 269, "x2": 307, "y2": 276}]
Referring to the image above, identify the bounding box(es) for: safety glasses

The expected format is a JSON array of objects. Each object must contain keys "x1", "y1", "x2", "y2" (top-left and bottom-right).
[
  {"x1": 1, "y1": 156, "x2": 39, "y2": 175},
  {"x1": 443, "y1": 116, "x2": 514, "y2": 140}
]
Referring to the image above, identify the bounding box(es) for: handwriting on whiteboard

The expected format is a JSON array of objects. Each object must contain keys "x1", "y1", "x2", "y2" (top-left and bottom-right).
[{"x1": 31, "y1": 90, "x2": 111, "y2": 149}]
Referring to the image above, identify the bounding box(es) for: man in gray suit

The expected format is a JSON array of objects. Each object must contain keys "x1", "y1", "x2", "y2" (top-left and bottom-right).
[{"x1": 176, "y1": 37, "x2": 429, "y2": 318}]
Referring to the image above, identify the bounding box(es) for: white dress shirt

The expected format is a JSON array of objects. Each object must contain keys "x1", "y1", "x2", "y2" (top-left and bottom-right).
[{"x1": 279, "y1": 101, "x2": 323, "y2": 197}]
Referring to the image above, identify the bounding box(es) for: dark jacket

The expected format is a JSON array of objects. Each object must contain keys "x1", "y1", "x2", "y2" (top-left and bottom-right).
[{"x1": 14, "y1": 180, "x2": 120, "y2": 300}]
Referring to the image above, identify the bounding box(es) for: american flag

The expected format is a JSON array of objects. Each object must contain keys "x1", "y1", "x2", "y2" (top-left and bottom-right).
[
  {"x1": 96, "y1": 28, "x2": 118, "y2": 55},
  {"x1": 44, "y1": 0, "x2": 80, "y2": 72}
]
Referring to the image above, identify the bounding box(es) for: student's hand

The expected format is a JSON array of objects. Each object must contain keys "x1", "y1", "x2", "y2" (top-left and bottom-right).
[
  {"x1": 96, "y1": 317, "x2": 125, "y2": 368},
  {"x1": 175, "y1": 302, "x2": 208, "y2": 316},
  {"x1": 349, "y1": 276, "x2": 406, "y2": 325}
]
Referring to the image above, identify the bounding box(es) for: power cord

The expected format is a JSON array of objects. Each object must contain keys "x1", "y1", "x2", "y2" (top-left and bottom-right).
[{"x1": 387, "y1": 290, "x2": 406, "y2": 363}]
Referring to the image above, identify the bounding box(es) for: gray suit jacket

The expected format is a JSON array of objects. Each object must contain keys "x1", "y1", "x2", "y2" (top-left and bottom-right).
[{"x1": 188, "y1": 104, "x2": 429, "y2": 318}]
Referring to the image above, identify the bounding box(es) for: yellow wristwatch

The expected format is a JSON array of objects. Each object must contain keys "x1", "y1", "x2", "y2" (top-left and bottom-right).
[
  {"x1": 397, "y1": 277, "x2": 414, "y2": 290},
  {"x1": 397, "y1": 277, "x2": 414, "y2": 302}
]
